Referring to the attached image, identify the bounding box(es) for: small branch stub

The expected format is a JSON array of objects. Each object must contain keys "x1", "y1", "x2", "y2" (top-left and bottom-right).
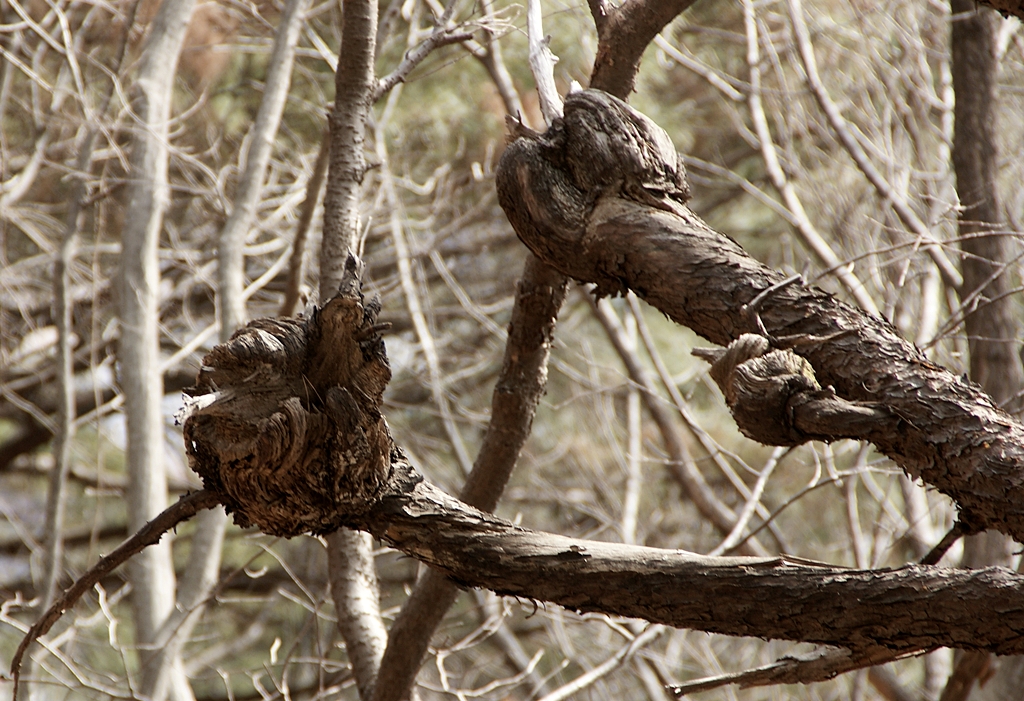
[
  {"x1": 693, "y1": 334, "x2": 891, "y2": 446},
  {"x1": 183, "y1": 255, "x2": 394, "y2": 536}
]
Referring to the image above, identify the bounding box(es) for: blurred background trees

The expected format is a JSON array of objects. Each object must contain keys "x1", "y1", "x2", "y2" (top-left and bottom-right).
[{"x1": 1, "y1": 0, "x2": 1023, "y2": 699}]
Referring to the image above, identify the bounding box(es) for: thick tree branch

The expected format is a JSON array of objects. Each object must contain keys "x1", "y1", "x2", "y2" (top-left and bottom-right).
[
  {"x1": 364, "y1": 460, "x2": 1024, "y2": 656},
  {"x1": 22, "y1": 251, "x2": 1024, "y2": 696},
  {"x1": 495, "y1": 88, "x2": 1024, "y2": 542},
  {"x1": 590, "y1": 0, "x2": 698, "y2": 97}
]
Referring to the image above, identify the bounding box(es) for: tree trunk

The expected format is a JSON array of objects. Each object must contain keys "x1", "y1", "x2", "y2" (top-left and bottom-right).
[{"x1": 118, "y1": 0, "x2": 197, "y2": 698}]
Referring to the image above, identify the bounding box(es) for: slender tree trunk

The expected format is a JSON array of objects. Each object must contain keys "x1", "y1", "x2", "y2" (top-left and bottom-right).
[
  {"x1": 947, "y1": 2, "x2": 1023, "y2": 699},
  {"x1": 118, "y1": 0, "x2": 197, "y2": 698},
  {"x1": 320, "y1": 3, "x2": 388, "y2": 700}
]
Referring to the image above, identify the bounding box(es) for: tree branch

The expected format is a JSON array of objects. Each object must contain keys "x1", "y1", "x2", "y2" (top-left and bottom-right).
[
  {"x1": 590, "y1": 0, "x2": 698, "y2": 97},
  {"x1": 365, "y1": 460, "x2": 1024, "y2": 656},
  {"x1": 495, "y1": 88, "x2": 1024, "y2": 542},
  {"x1": 371, "y1": 256, "x2": 568, "y2": 701},
  {"x1": 9, "y1": 490, "x2": 222, "y2": 701}
]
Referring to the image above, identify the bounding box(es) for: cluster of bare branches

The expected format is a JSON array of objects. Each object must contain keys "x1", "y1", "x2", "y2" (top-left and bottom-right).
[{"x1": 2, "y1": 0, "x2": 1024, "y2": 700}]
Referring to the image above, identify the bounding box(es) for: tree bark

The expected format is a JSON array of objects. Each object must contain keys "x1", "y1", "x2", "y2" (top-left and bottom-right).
[
  {"x1": 319, "y1": 3, "x2": 387, "y2": 699},
  {"x1": 320, "y1": 0, "x2": 377, "y2": 294},
  {"x1": 947, "y1": 2, "x2": 1023, "y2": 698},
  {"x1": 363, "y1": 461, "x2": 1024, "y2": 656},
  {"x1": 495, "y1": 88, "x2": 1024, "y2": 543},
  {"x1": 118, "y1": 0, "x2": 197, "y2": 698}
]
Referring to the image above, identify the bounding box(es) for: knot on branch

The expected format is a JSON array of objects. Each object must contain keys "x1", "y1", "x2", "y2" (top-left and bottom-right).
[
  {"x1": 182, "y1": 255, "x2": 394, "y2": 536},
  {"x1": 694, "y1": 334, "x2": 891, "y2": 446},
  {"x1": 497, "y1": 90, "x2": 689, "y2": 291}
]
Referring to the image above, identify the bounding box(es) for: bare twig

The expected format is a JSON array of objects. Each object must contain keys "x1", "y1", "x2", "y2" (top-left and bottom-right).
[
  {"x1": 372, "y1": 0, "x2": 470, "y2": 102},
  {"x1": 920, "y1": 522, "x2": 970, "y2": 566},
  {"x1": 709, "y1": 447, "x2": 787, "y2": 556},
  {"x1": 219, "y1": 0, "x2": 312, "y2": 331},
  {"x1": 588, "y1": 294, "x2": 769, "y2": 556},
  {"x1": 668, "y1": 646, "x2": 926, "y2": 696},
  {"x1": 280, "y1": 124, "x2": 330, "y2": 317},
  {"x1": 536, "y1": 625, "x2": 663, "y2": 701},
  {"x1": 786, "y1": 0, "x2": 963, "y2": 290},
  {"x1": 526, "y1": 0, "x2": 562, "y2": 123},
  {"x1": 741, "y1": 0, "x2": 880, "y2": 316},
  {"x1": 9, "y1": 489, "x2": 222, "y2": 701}
]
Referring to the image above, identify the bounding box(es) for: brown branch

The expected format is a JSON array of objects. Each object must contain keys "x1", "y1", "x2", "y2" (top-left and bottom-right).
[
  {"x1": 495, "y1": 88, "x2": 1024, "y2": 543},
  {"x1": 280, "y1": 123, "x2": 331, "y2": 317},
  {"x1": 372, "y1": 1, "x2": 472, "y2": 103},
  {"x1": 940, "y1": 651, "x2": 992, "y2": 701},
  {"x1": 371, "y1": 255, "x2": 568, "y2": 701},
  {"x1": 8, "y1": 489, "x2": 222, "y2": 701},
  {"x1": 668, "y1": 646, "x2": 924, "y2": 696},
  {"x1": 590, "y1": 0, "x2": 698, "y2": 97},
  {"x1": 367, "y1": 460, "x2": 1024, "y2": 656}
]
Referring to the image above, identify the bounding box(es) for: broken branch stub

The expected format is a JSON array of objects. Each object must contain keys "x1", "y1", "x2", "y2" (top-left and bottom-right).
[
  {"x1": 693, "y1": 334, "x2": 892, "y2": 446},
  {"x1": 183, "y1": 255, "x2": 394, "y2": 536}
]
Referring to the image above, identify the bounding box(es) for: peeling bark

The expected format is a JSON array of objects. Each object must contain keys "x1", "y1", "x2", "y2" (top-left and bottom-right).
[
  {"x1": 495, "y1": 88, "x2": 1024, "y2": 542},
  {"x1": 183, "y1": 255, "x2": 393, "y2": 536}
]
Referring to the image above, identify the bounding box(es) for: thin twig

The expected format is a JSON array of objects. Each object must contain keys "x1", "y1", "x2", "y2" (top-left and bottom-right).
[
  {"x1": 536, "y1": 625, "x2": 663, "y2": 701},
  {"x1": 668, "y1": 646, "x2": 927, "y2": 696},
  {"x1": 9, "y1": 489, "x2": 222, "y2": 701},
  {"x1": 372, "y1": 0, "x2": 471, "y2": 102},
  {"x1": 741, "y1": 0, "x2": 879, "y2": 316},
  {"x1": 589, "y1": 294, "x2": 769, "y2": 556},
  {"x1": 920, "y1": 522, "x2": 970, "y2": 566},
  {"x1": 218, "y1": 0, "x2": 313, "y2": 331},
  {"x1": 785, "y1": 0, "x2": 963, "y2": 290},
  {"x1": 527, "y1": 0, "x2": 562, "y2": 123},
  {"x1": 281, "y1": 123, "x2": 331, "y2": 316}
]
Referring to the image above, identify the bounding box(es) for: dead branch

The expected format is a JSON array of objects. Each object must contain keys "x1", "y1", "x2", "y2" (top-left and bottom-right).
[{"x1": 9, "y1": 489, "x2": 222, "y2": 700}]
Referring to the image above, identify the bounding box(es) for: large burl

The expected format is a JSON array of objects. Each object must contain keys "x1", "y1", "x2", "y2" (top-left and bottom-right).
[{"x1": 182, "y1": 255, "x2": 394, "y2": 536}]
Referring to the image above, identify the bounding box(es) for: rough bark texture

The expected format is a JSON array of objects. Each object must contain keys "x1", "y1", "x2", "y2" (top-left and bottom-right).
[
  {"x1": 589, "y1": 0, "x2": 698, "y2": 96},
  {"x1": 495, "y1": 88, "x2": 1024, "y2": 542},
  {"x1": 320, "y1": 0, "x2": 377, "y2": 294},
  {"x1": 948, "y1": 3, "x2": 1024, "y2": 698},
  {"x1": 161, "y1": 257, "x2": 1024, "y2": 661},
  {"x1": 362, "y1": 461, "x2": 1024, "y2": 656},
  {"x1": 183, "y1": 255, "x2": 393, "y2": 536}
]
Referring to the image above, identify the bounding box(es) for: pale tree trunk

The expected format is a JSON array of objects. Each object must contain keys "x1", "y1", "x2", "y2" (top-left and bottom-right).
[
  {"x1": 118, "y1": 0, "x2": 197, "y2": 699},
  {"x1": 946, "y1": 2, "x2": 1023, "y2": 700},
  {"x1": 320, "y1": 2, "x2": 387, "y2": 700},
  {"x1": 141, "y1": 0, "x2": 314, "y2": 698}
]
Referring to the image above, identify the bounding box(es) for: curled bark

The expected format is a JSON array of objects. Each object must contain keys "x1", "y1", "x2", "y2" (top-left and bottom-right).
[
  {"x1": 182, "y1": 255, "x2": 393, "y2": 536},
  {"x1": 495, "y1": 88, "x2": 1024, "y2": 542}
]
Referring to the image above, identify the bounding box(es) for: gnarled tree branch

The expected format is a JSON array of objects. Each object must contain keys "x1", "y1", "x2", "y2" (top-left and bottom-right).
[{"x1": 495, "y1": 88, "x2": 1024, "y2": 542}]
